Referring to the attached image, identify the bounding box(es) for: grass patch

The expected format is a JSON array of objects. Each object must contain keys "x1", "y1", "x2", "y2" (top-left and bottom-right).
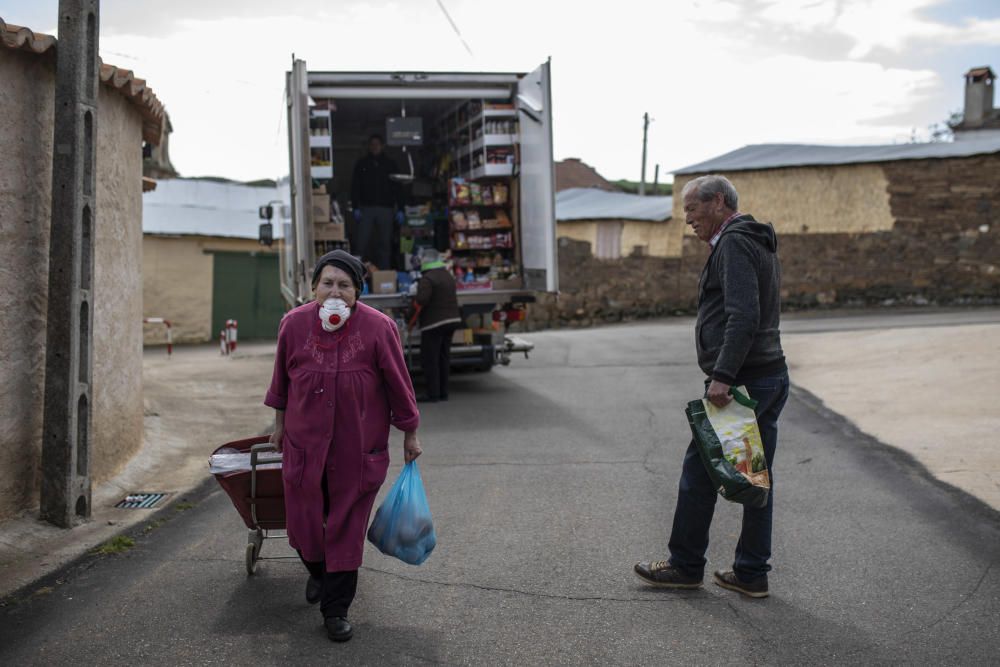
[
  {"x1": 174, "y1": 501, "x2": 195, "y2": 512},
  {"x1": 143, "y1": 518, "x2": 166, "y2": 534},
  {"x1": 94, "y1": 535, "x2": 135, "y2": 555}
]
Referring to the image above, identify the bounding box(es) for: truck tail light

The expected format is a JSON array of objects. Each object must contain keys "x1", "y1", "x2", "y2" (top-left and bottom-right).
[{"x1": 493, "y1": 308, "x2": 525, "y2": 323}]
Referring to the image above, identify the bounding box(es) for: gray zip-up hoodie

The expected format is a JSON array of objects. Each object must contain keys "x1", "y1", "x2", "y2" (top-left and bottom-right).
[{"x1": 695, "y1": 214, "x2": 787, "y2": 384}]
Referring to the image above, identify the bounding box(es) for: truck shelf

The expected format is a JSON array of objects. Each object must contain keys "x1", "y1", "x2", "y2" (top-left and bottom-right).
[
  {"x1": 311, "y1": 165, "x2": 333, "y2": 179},
  {"x1": 457, "y1": 108, "x2": 517, "y2": 134},
  {"x1": 460, "y1": 134, "x2": 517, "y2": 157},
  {"x1": 470, "y1": 163, "x2": 514, "y2": 179}
]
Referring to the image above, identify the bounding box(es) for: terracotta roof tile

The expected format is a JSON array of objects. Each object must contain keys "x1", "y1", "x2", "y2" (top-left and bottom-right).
[
  {"x1": 99, "y1": 62, "x2": 165, "y2": 145},
  {"x1": 1, "y1": 17, "x2": 165, "y2": 145},
  {"x1": 0, "y1": 18, "x2": 55, "y2": 53}
]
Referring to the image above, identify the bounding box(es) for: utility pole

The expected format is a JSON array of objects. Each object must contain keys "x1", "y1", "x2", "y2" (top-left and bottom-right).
[
  {"x1": 41, "y1": 0, "x2": 99, "y2": 527},
  {"x1": 639, "y1": 112, "x2": 650, "y2": 196},
  {"x1": 653, "y1": 164, "x2": 660, "y2": 195}
]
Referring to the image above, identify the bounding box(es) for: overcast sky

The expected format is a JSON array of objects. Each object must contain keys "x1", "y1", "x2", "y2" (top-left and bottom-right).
[{"x1": 3, "y1": 0, "x2": 999, "y2": 183}]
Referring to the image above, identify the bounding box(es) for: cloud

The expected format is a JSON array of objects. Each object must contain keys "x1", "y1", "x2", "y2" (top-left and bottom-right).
[{"x1": 88, "y1": 0, "x2": 994, "y2": 181}]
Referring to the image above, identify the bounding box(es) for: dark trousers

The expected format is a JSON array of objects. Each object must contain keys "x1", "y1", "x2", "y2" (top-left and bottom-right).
[
  {"x1": 667, "y1": 372, "x2": 789, "y2": 582},
  {"x1": 355, "y1": 206, "x2": 394, "y2": 269},
  {"x1": 296, "y1": 470, "x2": 357, "y2": 618},
  {"x1": 420, "y1": 324, "x2": 456, "y2": 400},
  {"x1": 298, "y1": 554, "x2": 358, "y2": 618}
]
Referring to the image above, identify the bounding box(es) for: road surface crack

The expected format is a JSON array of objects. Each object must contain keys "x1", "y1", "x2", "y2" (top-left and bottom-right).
[
  {"x1": 904, "y1": 561, "x2": 995, "y2": 635},
  {"x1": 430, "y1": 459, "x2": 647, "y2": 469},
  {"x1": 360, "y1": 565, "x2": 713, "y2": 604}
]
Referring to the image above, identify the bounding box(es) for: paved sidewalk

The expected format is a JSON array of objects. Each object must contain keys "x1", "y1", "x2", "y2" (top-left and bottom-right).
[
  {"x1": 0, "y1": 342, "x2": 278, "y2": 599},
  {"x1": 783, "y1": 312, "x2": 1000, "y2": 511}
]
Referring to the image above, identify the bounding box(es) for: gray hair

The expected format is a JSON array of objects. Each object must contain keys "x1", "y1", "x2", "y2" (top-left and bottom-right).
[
  {"x1": 419, "y1": 247, "x2": 441, "y2": 263},
  {"x1": 681, "y1": 174, "x2": 739, "y2": 210}
]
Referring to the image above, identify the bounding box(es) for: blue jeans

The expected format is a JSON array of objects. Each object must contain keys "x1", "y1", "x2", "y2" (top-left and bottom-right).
[{"x1": 667, "y1": 372, "x2": 790, "y2": 582}]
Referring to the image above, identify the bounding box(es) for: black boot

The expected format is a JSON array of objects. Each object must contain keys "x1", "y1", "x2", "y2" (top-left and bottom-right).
[
  {"x1": 325, "y1": 616, "x2": 353, "y2": 642},
  {"x1": 305, "y1": 575, "x2": 323, "y2": 604}
]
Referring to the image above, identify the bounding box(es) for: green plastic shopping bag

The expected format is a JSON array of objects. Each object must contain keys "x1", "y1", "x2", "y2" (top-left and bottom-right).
[{"x1": 685, "y1": 387, "x2": 771, "y2": 508}]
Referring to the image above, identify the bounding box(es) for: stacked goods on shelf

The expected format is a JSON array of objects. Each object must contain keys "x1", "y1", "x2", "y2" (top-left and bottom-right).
[
  {"x1": 447, "y1": 177, "x2": 517, "y2": 289},
  {"x1": 400, "y1": 202, "x2": 438, "y2": 270},
  {"x1": 309, "y1": 108, "x2": 333, "y2": 179},
  {"x1": 438, "y1": 99, "x2": 518, "y2": 181}
]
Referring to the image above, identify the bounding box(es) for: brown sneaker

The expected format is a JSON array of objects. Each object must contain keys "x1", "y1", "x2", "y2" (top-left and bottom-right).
[
  {"x1": 633, "y1": 561, "x2": 703, "y2": 589},
  {"x1": 713, "y1": 570, "x2": 769, "y2": 598}
]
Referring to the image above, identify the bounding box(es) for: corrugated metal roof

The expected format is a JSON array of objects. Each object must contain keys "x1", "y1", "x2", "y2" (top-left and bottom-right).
[
  {"x1": 0, "y1": 17, "x2": 166, "y2": 145},
  {"x1": 556, "y1": 188, "x2": 672, "y2": 222},
  {"x1": 143, "y1": 179, "x2": 282, "y2": 239},
  {"x1": 674, "y1": 138, "x2": 1000, "y2": 175}
]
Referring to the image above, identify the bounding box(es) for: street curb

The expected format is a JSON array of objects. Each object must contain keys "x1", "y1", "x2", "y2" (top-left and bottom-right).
[
  {"x1": 790, "y1": 384, "x2": 1000, "y2": 528},
  {"x1": 0, "y1": 475, "x2": 222, "y2": 610}
]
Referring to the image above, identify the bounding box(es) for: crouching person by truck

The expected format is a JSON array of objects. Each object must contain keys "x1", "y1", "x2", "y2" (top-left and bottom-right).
[{"x1": 414, "y1": 249, "x2": 461, "y2": 403}]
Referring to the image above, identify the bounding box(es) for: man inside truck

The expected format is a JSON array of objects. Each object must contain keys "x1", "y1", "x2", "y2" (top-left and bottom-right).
[{"x1": 350, "y1": 134, "x2": 403, "y2": 271}]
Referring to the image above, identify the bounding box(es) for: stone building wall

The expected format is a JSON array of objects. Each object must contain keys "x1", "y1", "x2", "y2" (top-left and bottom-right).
[{"x1": 527, "y1": 154, "x2": 999, "y2": 329}]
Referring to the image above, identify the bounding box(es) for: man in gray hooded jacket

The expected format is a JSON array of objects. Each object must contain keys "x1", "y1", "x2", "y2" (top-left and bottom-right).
[{"x1": 635, "y1": 174, "x2": 789, "y2": 598}]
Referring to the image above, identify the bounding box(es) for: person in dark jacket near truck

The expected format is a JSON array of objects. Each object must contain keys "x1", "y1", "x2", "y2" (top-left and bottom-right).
[
  {"x1": 634, "y1": 174, "x2": 789, "y2": 599},
  {"x1": 350, "y1": 134, "x2": 402, "y2": 270},
  {"x1": 414, "y1": 249, "x2": 462, "y2": 403}
]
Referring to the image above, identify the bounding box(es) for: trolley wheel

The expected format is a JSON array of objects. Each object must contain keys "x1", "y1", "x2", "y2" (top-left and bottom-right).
[{"x1": 245, "y1": 542, "x2": 259, "y2": 575}]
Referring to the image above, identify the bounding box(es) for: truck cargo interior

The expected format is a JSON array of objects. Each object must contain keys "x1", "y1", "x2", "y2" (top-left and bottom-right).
[{"x1": 279, "y1": 62, "x2": 556, "y2": 371}]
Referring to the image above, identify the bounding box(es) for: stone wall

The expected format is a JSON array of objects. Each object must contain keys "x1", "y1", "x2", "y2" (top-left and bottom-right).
[
  {"x1": 524, "y1": 237, "x2": 697, "y2": 330},
  {"x1": 528, "y1": 153, "x2": 999, "y2": 329}
]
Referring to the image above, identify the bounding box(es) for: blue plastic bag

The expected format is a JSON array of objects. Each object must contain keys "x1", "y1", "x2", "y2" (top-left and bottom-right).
[{"x1": 366, "y1": 461, "x2": 436, "y2": 565}]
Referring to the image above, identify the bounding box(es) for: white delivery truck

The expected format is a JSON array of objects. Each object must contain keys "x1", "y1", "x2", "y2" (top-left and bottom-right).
[{"x1": 269, "y1": 58, "x2": 558, "y2": 370}]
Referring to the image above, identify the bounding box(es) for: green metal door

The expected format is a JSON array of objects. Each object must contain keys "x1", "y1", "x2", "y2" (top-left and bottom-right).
[{"x1": 212, "y1": 252, "x2": 285, "y2": 340}]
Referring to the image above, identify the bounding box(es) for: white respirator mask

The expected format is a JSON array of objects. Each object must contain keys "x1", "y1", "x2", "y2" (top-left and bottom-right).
[{"x1": 319, "y1": 298, "x2": 351, "y2": 332}]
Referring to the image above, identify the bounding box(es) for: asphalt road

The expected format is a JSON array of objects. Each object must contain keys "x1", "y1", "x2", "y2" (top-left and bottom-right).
[{"x1": 2, "y1": 315, "x2": 999, "y2": 665}]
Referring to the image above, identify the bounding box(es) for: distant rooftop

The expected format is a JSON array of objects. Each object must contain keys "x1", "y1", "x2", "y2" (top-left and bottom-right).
[
  {"x1": 143, "y1": 178, "x2": 281, "y2": 239},
  {"x1": 556, "y1": 188, "x2": 672, "y2": 222},
  {"x1": 674, "y1": 137, "x2": 1000, "y2": 175},
  {"x1": 555, "y1": 158, "x2": 620, "y2": 192}
]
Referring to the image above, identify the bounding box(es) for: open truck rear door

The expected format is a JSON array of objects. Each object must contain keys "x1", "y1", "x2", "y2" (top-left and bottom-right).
[
  {"x1": 516, "y1": 59, "x2": 558, "y2": 293},
  {"x1": 285, "y1": 58, "x2": 313, "y2": 305}
]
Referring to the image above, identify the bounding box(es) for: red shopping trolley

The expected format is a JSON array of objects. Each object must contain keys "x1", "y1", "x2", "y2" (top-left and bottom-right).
[{"x1": 211, "y1": 435, "x2": 289, "y2": 574}]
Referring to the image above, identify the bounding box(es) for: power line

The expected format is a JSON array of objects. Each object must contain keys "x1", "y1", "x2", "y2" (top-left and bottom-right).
[{"x1": 435, "y1": 0, "x2": 474, "y2": 57}]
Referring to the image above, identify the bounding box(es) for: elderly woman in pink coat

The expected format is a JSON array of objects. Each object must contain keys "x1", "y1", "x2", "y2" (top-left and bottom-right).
[{"x1": 265, "y1": 249, "x2": 421, "y2": 643}]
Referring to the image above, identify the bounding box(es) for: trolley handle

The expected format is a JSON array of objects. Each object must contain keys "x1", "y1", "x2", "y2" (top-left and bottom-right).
[
  {"x1": 249, "y1": 442, "x2": 281, "y2": 528},
  {"x1": 250, "y1": 442, "x2": 281, "y2": 467}
]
